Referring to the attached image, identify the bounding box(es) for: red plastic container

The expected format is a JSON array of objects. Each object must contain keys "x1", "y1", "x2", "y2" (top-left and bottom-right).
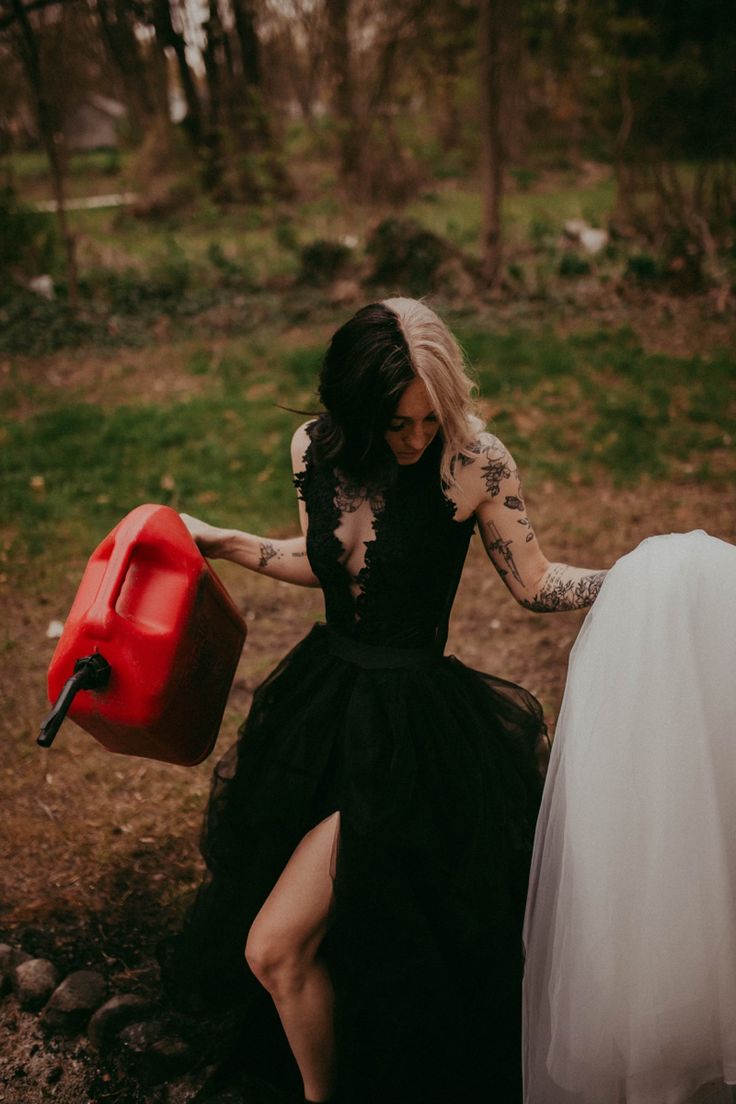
[{"x1": 44, "y1": 504, "x2": 246, "y2": 765}]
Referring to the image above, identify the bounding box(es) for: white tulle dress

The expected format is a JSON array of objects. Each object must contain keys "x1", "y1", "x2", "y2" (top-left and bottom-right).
[{"x1": 523, "y1": 530, "x2": 736, "y2": 1104}]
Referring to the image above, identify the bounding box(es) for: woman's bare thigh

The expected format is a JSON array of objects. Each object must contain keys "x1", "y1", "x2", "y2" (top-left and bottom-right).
[{"x1": 247, "y1": 811, "x2": 340, "y2": 961}]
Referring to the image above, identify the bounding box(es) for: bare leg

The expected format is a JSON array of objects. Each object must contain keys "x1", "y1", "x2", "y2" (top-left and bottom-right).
[{"x1": 245, "y1": 812, "x2": 339, "y2": 1103}]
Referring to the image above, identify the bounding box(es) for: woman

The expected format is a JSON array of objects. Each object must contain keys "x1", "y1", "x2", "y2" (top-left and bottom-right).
[
  {"x1": 176, "y1": 298, "x2": 606, "y2": 1104},
  {"x1": 523, "y1": 530, "x2": 736, "y2": 1104}
]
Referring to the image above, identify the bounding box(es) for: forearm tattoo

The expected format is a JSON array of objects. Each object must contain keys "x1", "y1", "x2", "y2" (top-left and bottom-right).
[
  {"x1": 257, "y1": 542, "x2": 280, "y2": 569},
  {"x1": 521, "y1": 566, "x2": 607, "y2": 612}
]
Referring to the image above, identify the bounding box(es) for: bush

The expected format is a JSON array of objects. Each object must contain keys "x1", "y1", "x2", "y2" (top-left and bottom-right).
[
  {"x1": 0, "y1": 183, "x2": 59, "y2": 291},
  {"x1": 625, "y1": 253, "x2": 661, "y2": 283},
  {"x1": 0, "y1": 294, "x2": 99, "y2": 355},
  {"x1": 558, "y1": 252, "x2": 591, "y2": 278},
  {"x1": 365, "y1": 217, "x2": 454, "y2": 295},
  {"x1": 299, "y1": 239, "x2": 353, "y2": 286}
]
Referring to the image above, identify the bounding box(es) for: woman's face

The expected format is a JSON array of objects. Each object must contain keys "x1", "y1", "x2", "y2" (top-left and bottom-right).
[{"x1": 384, "y1": 377, "x2": 440, "y2": 464}]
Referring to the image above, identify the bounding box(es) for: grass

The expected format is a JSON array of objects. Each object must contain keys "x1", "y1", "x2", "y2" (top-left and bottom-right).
[
  {"x1": 406, "y1": 175, "x2": 616, "y2": 254},
  {"x1": 2, "y1": 147, "x2": 733, "y2": 580},
  {"x1": 5, "y1": 143, "x2": 616, "y2": 281},
  {"x1": 1, "y1": 322, "x2": 733, "y2": 592}
]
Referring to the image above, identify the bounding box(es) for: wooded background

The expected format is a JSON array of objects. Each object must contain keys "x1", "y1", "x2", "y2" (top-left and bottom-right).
[{"x1": 1, "y1": 0, "x2": 734, "y2": 311}]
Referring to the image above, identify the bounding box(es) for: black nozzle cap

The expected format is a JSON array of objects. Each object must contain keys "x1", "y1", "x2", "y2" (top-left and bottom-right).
[{"x1": 38, "y1": 653, "x2": 112, "y2": 749}]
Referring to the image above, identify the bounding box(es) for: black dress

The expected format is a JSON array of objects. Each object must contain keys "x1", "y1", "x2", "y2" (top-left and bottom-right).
[{"x1": 174, "y1": 433, "x2": 546, "y2": 1104}]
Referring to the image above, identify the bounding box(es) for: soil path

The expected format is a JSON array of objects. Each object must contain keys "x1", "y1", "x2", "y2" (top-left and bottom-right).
[{"x1": 0, "y1": 477, "x2": 733, "y2": 1102}]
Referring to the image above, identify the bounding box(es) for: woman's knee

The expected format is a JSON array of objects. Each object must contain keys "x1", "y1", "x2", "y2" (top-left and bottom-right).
[{"x1": 245, "y1": 921, "x2": 313, "y2": 995}]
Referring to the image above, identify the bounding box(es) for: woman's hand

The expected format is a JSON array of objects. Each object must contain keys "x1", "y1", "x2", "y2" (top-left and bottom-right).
[
  {"x1": 180, "y1": 513, "x2": 230, "y2": 558},
  {"x1": 179, "y1": 512, "x2": 319, "y2": 586}
]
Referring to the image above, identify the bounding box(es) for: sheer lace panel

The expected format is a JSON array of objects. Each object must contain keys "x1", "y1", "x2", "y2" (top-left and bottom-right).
[{"x1": 295, "y1": 434, "x2": 475, "y2": 648}]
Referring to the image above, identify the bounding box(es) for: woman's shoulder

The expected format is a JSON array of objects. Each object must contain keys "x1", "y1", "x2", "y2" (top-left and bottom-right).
[
  {"x1": 448, "y1": 430, "x2": 519, "y2": 509},
  {"x1": 452, "y1": 430, "x2": 513, "y2": 474},
  {"x1": 290, "y1": 420, "x2": 318, "y2": 468}
]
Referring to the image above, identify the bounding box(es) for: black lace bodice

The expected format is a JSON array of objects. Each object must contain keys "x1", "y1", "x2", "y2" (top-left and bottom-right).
[{"x1": 295, "y1": 434, "x2": 476, "y2": 650}]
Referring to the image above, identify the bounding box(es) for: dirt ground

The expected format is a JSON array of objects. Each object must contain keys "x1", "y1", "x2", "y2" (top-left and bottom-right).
[{"x1": 1, "y1": 300, "x2": 734, "y2": 1101}]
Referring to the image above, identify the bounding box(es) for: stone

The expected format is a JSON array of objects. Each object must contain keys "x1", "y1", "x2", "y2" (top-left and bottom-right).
[
  {"x1": 579, "y1": 227, "x2": 609, "y2": 254},
  {"x1": 17, "y1": 926, "x2": 57, "y2": 960},
  {"x1": 0, "y1": 944, "x2": 31, "y2": 972},
  {"x1": 118, "y1": 1020, "x2": 194, "y2": 1086},
  {"x1": 0, "y1": 945, "x2": 31, "y2": 997},
  {"x1": 563, "y1": 217, "x2": 588, "y2": 240},
  {"x1": 12, "y1": 958, "x2": 59, "y2": 1011},
  {"x1": 87, "y1": 993, "x2": 152, "y2": 1050},
  {"x1": 41, "y1": 969, "x2": 107, "y2": 1034},
  {"x1": 161, "y1": 1068, "x2": 212, "y2": 1103},
  {"x1": 28, "y1": 274, "x2": 55, "y2": 300}
]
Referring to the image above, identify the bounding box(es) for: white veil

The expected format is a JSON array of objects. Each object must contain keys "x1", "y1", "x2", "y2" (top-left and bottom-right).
[{"x1": 523, "y1": 531, "x2": 736, "y2": 1104}]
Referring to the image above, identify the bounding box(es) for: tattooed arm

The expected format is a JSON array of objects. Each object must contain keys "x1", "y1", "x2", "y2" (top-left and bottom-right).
[
  {"x1": 463, "y1": 433, "x2": 607, "y2": 612},
  {"x1": 179, "y1": 423, "x2": 320, "y2": 588}
]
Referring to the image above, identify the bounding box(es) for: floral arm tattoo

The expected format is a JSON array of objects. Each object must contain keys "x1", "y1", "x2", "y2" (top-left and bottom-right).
[
  {"x1": 473, "y1": 434, "x2": 607, "y2": 612},
  {"x1": 520, "y1": 564, "x2": 607, "y2": 612}
]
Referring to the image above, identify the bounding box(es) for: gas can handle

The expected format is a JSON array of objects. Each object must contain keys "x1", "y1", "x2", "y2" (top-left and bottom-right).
[{"x1": 84, "y1": 530, "x2": 137, "y2": 640}]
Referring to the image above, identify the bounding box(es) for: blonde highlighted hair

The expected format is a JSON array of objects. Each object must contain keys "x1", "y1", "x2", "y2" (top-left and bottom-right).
[{"x1": 383, "y1": 297, "x2": 485, "y2": 486}]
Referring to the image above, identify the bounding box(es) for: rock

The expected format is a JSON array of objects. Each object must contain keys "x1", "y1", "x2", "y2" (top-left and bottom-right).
[
  {"x1": 41, "y1": 969, "x2": 107, "y2": 1034},
  {"x1": 579, "y1": 227, "x2": 609, "y2": 254},
  {"x1": 562, "y1": 218, "x2": 609, "y2": 255},
  {"x1": 0, "y1": 944, "x2": 31, "y2": 995},
  {"x1": 12, "y1": 958, "x2": 59, "y2": 1011},
  {"x1": 17, "y1": 925, "x2": 58, "y2": 960},
  {"x1": 161, "y1": 1067, "x2": 212, "y2": 1103},
  {"x1": 28, "y1": 274, "x2": 55, "y2": 300},
  {"x1": 563, "y1": 217, "x2": 589, "y2": 240},
  {"x1": 0, "y1": 944, "x2": 31, "y2": 972},
  {"x1": 118, "y1": 1020, "x2": 194, "y2": 1086},
  {"x1": 87, "y1": 993, "x2": 152, "y2": 1050}
]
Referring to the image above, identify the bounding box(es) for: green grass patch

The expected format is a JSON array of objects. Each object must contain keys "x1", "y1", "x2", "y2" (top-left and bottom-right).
[
  {"x1": 455, "y1": 323, "x2": 735, "y2": 485},
  {"x1": 1, "y1": 323, "x2": 733, "y2": 581}
]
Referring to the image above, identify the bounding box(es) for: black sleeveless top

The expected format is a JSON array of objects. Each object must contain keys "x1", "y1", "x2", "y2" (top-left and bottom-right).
[{"x1": 295, "y1": 432, "x2": 476, "y2": 652}]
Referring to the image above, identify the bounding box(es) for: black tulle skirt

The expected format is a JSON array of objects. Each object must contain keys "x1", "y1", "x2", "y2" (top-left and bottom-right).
[{"x1": 173, "y1": 622, "x2": 546, "y2": 1104}]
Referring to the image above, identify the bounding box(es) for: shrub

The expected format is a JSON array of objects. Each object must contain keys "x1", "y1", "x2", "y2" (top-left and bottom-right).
[
  {"x1": 0, "y1": 183, "x2": 59, "y2": 291},
  {"x1": 625, "y1": 253, "x2": 661, "y2": 283},
  {"x1": 365, "y1": 217, "x2": 453, "y2": 295},
  {"x1": 299, "y1": 239, "x2": 352, "y2": 286},
  {"x1": 558, "y1": 252, "x2": 591, "y2": 277}
]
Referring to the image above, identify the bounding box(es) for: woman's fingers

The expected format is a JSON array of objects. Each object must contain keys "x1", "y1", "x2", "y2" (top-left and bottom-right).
[{"x1": 179, "y1": 512, "x2": 217, "y2": 553}]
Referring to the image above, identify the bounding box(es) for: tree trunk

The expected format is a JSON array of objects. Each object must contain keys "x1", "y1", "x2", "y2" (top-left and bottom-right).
[
  {"x1": 152, "y1": 0, "x2": 203, "y2": 146},
  {"x1": 230, "y1": 0, "x2": 270, "y2": 145},
  {"x1": 478, "y1": 0, "x2": 505, "y2": 288},
  {"x1": 11, "y1": 0, "x2": 78, "y2": 308},
  {"x1": 201, "y1": 0, "x2": 225, "y2": 193},
  {"x1": 96, "y1": 0, "x2": 156, "y2": 136},
  {"x1": 325, "y1": 0, "x2": 360, "y2": 181},
  {"x1": 499, "y1": 0, "x2": 522, "y2": 163}
]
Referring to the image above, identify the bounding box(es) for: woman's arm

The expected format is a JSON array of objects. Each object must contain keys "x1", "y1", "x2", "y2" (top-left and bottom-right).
[
  {"x1": 180, "y1": 423, "x2": 320, "y2": 588},
  {"x1": 464, "y1": 434, "x2": 607, "y2": 612}
]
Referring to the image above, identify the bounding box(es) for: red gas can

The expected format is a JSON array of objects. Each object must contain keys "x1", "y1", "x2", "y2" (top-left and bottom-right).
[{"x1": 41, "y1": 504, "x2": 246, "y2": 765}]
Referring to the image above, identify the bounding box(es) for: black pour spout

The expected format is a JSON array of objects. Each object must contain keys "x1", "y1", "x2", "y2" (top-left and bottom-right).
[{"x1": 38, "y1": 653, "x2": 111, "y2": 749}]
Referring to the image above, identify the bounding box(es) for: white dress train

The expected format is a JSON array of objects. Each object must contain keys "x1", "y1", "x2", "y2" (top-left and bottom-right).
[{"x1": 523, "y1": 531, "x2": 736, "y2": 1104}]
